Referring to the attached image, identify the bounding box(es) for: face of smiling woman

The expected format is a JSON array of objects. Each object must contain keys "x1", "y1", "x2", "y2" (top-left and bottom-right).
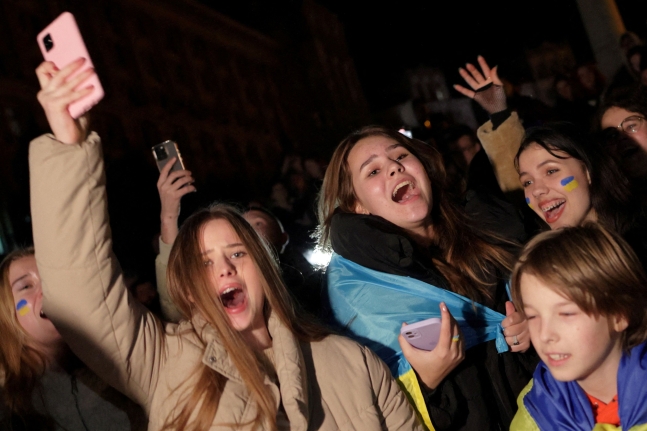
[
  {"x1": 347, "y1": 135, "x2": 433, "y2": 238},
  {"x1": 518, "y1": 143, "x2": 596, "y2": 229}
]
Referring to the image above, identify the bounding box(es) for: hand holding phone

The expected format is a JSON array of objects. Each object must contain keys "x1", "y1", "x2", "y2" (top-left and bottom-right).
[
  {"x1": 37, "y1": 12, "x2": 104, "y2": 119},
  {"x1": 398, "y1": 303, "x2": 464, "y2": 391},
  {"x1": 152, "y1": 141, "x2": 185, "y2": 173},
  {"x1": 35, "y1": 58, "x2": 96, "y2": 144},
  {"x1": 155, "y1": 141, "x2": 195, "y2": 245},
  {"x1": 400, "y1": 317, "x2": 442, "y2": 351}
]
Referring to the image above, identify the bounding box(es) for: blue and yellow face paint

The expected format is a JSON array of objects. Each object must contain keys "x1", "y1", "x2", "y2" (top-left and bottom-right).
[
  {"x1": 561, "y1": 176, "x2": 579, "y2": 192},
  {"x1": 16, "y1": 299, "x2": 30, "y2": 317},
  {"x1": 525, "y1": 197, "x2": 533, "y2": 209}
]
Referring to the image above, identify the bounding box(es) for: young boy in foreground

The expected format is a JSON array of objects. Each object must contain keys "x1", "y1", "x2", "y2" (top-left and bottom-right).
[{"x1": 510, "y1": 224, "x2": 647, "y2": 430}]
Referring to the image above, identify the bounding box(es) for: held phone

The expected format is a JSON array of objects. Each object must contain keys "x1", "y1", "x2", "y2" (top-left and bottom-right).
[
  {"x1": 401, "y1": 317, "x2": 442, "y2": 351},
  {"x1": 152, "y1": 140, "x2": 185, "y2": 173},
  {"x1": 37, "y1": 12, "x2": 104, "y2": 119}
]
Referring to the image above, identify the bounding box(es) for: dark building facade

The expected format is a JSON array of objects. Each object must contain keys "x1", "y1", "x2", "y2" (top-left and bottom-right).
[{"x1": 0, "y1": 0, "x2": 369, "y2": 261}]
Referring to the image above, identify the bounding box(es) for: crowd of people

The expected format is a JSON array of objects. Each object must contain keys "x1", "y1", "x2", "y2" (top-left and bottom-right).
[{"x1": 2, "y1": 28, "x2": 647, "y2": 431}]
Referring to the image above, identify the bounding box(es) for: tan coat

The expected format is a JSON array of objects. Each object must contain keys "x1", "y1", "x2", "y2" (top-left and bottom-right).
[
  {"x1": 29, "y1": 133, "x2": 422, "y2": 431},
  {"x1": 476, "y1": 111, "x2": 525, "y2": 194}
]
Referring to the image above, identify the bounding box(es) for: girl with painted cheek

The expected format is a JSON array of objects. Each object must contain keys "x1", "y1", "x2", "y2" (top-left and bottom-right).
[
  {"x1": 517, "y1": 142, "x2": 595, "y2": 230},
  {"x1": 514, "y1": 123, "x2": 642, "y2": 243},
  {"x1": 0, "y1": 248, "x2": 147, "y2": 430}
]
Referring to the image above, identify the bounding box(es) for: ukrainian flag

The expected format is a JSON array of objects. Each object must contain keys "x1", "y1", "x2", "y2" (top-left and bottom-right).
[{"x1": 326, "y1": 253, "x2": 509, "y2": 431}]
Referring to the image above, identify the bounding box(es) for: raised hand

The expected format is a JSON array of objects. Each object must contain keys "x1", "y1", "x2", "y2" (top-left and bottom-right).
[
  {"x1": 35, "y1": 58, "x2": 95, "y2": 144},
  {"x1": 157, "y1": 158, "x2": 196, "y2": 245},
  {"x1": 501, "y1": 301, "x2": 530, "y2": 353},
  {"x1": 454, "y1": 56, "x2": 507, "y2": 115},
  {"x1": 398, "y1": 303, "x2": 465, "y2": 391}
]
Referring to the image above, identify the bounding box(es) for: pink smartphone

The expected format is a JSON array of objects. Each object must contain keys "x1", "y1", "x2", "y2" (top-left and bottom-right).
[
  {"x1": 37, "y1": 12, "x2": 104, "y2": 119},
  {"x1": 401, "y1": 317, "x2": 442, "y2": 351}
]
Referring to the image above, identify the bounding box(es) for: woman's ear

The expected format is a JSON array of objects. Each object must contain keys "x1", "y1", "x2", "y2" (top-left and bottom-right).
[{"x1": 586, "y1": 168, "x2": 592, "y2": 185}]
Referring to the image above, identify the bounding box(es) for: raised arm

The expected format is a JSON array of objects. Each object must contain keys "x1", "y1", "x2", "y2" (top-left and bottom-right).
[
  {"x1": 454, "y1": 56, "x2": 524, "y2": 194},
  {"x1": 154, "y1": 160, "x2": 194, "y2": 323},
  {"x1": 31, "y1": 60, "x2": 164, "y2": 407}
]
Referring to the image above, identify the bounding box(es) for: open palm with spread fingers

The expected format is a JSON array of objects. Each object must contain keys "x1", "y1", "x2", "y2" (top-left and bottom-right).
[{"x1": 454, "y1": 56, "x2": 507, "y2": 115}]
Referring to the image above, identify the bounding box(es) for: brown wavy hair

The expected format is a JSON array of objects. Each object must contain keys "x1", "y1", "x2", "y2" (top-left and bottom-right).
[
  {"x1": 510, "y1": 224, "x2": 647, "y2": 351},
  {"x1": 163, "y1": 204, "x2": 329, "y2": 431},
  {"x1": 317, "y1": 125, "x2": 514, "y2": 302},
  {"x1": 0, "y1": 247, "x2": 52, "y2": 427}
]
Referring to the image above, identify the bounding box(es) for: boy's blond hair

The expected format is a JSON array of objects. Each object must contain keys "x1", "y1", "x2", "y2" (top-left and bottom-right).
[{"x1": 511, "y1": 223, "x2": 647, "y2": 351}]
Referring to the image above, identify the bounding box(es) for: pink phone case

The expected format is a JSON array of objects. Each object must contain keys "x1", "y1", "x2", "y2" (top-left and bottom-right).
[
  {"x1": 401, "y1": 317, "x2": 442, "y2": 351},
  {"x1": 37, "y1": 12, "x2": 104, "y2": 119}
]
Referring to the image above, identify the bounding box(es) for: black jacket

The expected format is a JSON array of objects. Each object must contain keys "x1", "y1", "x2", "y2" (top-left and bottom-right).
[{"x1": 328, "y1": 194, "x2": 537, "y2": 431}]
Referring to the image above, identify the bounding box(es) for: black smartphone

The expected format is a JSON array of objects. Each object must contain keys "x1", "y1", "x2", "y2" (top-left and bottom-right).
[{"x1": 152, "y1": 140, "x2": 185, "y2": 173}]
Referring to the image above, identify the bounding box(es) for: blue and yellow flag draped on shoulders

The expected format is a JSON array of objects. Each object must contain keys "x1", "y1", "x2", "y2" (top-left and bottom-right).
[
  {"x1": 511, "y1": 341, "x2": 647, "y2": 431},
  {"x1": 326, "y1": 253, "x2": 510, "y2": 431}
]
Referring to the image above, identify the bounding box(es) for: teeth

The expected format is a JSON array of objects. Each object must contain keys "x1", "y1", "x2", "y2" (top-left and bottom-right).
[
  {"x1": 548, "y1": 354, "x2": 568, "y2": 360},
  {"x1": 541, "y1": 200, "x2": 565, "y2": 212},
  {"x1": 221, "y1": 287, "x2": 236, "y2": 296},
  {"x1": 392, "y1": 181, "x2": 413, "y2": 198}
]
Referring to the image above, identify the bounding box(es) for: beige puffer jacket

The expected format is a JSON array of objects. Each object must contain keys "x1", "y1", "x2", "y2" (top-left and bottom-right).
[{"x1": 29, "y1": 133, "x2": 423, "y2": 431}]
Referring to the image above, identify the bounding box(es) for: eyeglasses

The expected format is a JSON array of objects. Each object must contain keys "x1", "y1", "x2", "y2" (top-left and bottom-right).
[{"x1": 618, "y1": 116, "x2": 645, "y2": 134}]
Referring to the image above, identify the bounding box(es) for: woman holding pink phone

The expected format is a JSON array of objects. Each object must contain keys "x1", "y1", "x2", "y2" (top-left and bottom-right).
[{"x1": 27, "y1": 58, "x2": 423, "y2": 430}]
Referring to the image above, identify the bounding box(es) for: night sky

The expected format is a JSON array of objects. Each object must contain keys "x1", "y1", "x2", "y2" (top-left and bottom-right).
[{"x1": 205, "y1": 0, "x2": 647, "y2": 110}]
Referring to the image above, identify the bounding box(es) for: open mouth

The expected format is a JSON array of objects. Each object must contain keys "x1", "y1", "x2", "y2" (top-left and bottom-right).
[
  {"x1": 220, "y1": 287, "x2": 245, "y2": 309},
  {"x1": 392, "y1": 181, "x2": 415, "y2": 203},
  {"x1": 541, "y1": 200, "x2": 565, "y2": 223}
]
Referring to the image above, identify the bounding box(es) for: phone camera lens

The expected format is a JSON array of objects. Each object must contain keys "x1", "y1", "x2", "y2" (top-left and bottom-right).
[
  {"x1": 154, "y1": 146, "x2": 168, "y2": 160},
  {"x1": 43, "y1": 34, "x2": 54, "y2": 52}
]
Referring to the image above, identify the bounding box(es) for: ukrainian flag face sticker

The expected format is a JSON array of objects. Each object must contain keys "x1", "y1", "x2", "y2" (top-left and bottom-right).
[
  {"x1": 16, "y1": 299, "x2": 30, "y2": 316},
  {"x1": 525, "y1": 197, "x2": 533, "y2": 209},
  {"x1": 561, "y1": 176, "x2": 579, "y2": 192}
]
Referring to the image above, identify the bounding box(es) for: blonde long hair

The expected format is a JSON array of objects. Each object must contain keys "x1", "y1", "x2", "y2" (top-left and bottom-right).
[
  {"x1": 0, "y1": 247, "x2": 51, "y2": 424},
  {"x1": 318, "y1": 126, "x2": 514, "y2": 303},
  {"x1": 163, "y1": 204, "x2": 328, "y2": 430}
]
